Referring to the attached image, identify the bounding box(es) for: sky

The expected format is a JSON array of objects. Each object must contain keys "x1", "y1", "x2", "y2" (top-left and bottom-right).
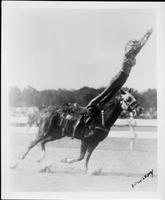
[{"x1": 3, "y1": 2, "x2": 157, "y2": 92}]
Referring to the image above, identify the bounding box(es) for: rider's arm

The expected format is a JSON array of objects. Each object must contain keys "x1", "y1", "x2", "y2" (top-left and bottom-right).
[
  {"x1": 125, "y1": 29, "x2": 153, "y2": 59},
  {"x1": 139, "y1": 29, "x2": 153, "y2": 48}
]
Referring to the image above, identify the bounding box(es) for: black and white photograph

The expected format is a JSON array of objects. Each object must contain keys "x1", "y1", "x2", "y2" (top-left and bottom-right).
[{"x1": 2, "y1": 1, "x2": 165, "y2": 199}]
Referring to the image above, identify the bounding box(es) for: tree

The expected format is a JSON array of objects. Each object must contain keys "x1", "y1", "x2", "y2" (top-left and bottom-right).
[
  {"x1": 22, "y1": 86, "x2": 39, "y2": 107},
  {"x1": 9, "y1": 85, "x2": 157, "y2": 118},
  {"x1": 142, "y1": 88, "x2": 157, "y2": 112},
  {"x1": 9, "y1": 86, "x2": 22, "y2": 107}
]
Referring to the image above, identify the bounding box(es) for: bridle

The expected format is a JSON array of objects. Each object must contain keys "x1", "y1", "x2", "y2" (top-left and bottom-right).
[{"x1": 120, "y1": 96, "x2": 139, "y2": 113}]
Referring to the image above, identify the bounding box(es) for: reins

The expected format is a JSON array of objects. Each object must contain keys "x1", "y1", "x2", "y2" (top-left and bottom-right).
[{"x1": 95, "y1": 126, "x2": 109, "y2": 133}]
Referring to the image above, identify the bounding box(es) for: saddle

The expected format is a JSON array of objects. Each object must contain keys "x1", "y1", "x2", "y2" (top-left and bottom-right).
[
  {"x1": 59, "y1": 103, "x2": 84, "y2": 136},
  {"x1": 84, "y1": 104, "x2": 103, "y2": 126},
  {"x1": 77, "y1": 105, "x2": 106, "y2": 138}
]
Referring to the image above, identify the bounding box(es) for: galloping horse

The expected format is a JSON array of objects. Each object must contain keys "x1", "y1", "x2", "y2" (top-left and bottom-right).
[
  {"x1": 19, "y1": 89, "x2": 141, "y2": 172},
  {"x1": 16, "y1": 29, "x2": 152, "y2": 171}
]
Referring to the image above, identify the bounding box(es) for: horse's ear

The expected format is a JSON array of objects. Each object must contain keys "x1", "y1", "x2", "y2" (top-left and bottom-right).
[
  {"x1": 120, "y1": 89, "x2": 126, "y2": 95},
  {"x1": 129, "y1": 88, "x2": 132, "y2": 93}
]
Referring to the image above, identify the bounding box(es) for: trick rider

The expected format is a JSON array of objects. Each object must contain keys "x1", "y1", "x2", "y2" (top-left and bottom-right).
[{"x1": 71, "y1": 29, "x2": 153, "y2": 139}]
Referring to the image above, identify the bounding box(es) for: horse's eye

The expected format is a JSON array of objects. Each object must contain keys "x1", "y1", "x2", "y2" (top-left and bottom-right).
[{"x1": 127, "y1": 97, "x2": 132, "y2": 102}]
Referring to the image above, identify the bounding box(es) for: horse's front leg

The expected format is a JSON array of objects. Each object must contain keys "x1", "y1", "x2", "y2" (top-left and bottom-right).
[
  {"x1": 84, "y1": 142, "x2": 98, "y2": 172},
  {"x1": 61, "y1": 140, "x2": 87, "y2": 164}
]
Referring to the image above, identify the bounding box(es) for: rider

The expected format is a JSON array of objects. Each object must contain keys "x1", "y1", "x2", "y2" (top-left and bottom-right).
[{"x1": 72, "y1": 29, "x2": 153, "y2": 138}]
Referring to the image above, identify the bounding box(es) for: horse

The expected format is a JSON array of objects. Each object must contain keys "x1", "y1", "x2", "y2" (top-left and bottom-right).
[
  {"x1": 26, "y1": 105, "x2": 58, "y2": 137},
  {"x1": 26, "y1": 105, "x2": 58, "y2": 127},
  {"x1": 18, "y1": 89, "x2": 141, "y2": 172}
]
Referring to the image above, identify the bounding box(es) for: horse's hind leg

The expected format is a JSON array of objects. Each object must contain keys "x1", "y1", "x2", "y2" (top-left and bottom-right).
[
  {"x1": 37, "y1": 135, "x2": 55, "y2": 163},
  {"x1": 19, "y1": 136, "x2": 44, "y2": 160},
  {"x1": 10, "y1": 134, "x2": 45, "y2": 169},
  {"x1": 61, "y1": 140, "x2": 87, "y2": 164}
]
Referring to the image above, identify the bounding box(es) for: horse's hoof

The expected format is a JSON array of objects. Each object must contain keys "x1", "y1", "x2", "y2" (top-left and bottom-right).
[
  {"x1": 90, "y1": 167, "x2": 103, "y2": 176},
  {"x1": 39, "y1": 165, "x2": 54, "y2": 173},
  {"x1": 37, "y1": 156, "x2": 45, "y2": 163}
]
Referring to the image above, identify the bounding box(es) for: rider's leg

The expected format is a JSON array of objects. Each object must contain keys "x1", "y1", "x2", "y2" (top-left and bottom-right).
[
  {"x1": 87, "y1": 29, "x2": 152, "y2": 108},
  {"x1": 87, "y1": 59, "x2": 135, "y2": 108}
]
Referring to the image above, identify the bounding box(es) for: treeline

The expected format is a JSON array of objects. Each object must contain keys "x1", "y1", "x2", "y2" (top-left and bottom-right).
[{"x1": 9, "y1": 86, "x2": 157, "y2": 117}]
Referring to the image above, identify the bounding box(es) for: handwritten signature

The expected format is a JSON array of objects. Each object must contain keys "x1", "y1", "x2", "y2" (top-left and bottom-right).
[{"x1": 132, "y1": 169, "x2": 153, "y2": 188}]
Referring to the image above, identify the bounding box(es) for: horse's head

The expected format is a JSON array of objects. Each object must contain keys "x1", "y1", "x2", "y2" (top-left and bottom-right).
[{"x1": 120, "y1": 89, "x2": 142, "y2": 116}]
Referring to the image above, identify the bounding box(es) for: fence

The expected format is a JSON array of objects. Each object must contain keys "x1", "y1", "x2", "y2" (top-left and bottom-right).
[{"x1": 9, "y1": 116, "x2": 157, "y2": 139}]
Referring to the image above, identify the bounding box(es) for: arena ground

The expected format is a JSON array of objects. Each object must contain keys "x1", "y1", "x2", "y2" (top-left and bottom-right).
[{"x1": 7, "y1": 124, "x2": 157, "y2": 192}]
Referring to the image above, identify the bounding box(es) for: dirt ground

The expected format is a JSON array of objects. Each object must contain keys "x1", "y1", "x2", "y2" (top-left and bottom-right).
[{"x1": 7, "y1": 129, "x2": 157, "y2": 193}]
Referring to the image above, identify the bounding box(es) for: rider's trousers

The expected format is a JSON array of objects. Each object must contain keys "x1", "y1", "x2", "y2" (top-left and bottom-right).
[{"x1": 87, "y1": 57, "x2": 135, "y2": 107}]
